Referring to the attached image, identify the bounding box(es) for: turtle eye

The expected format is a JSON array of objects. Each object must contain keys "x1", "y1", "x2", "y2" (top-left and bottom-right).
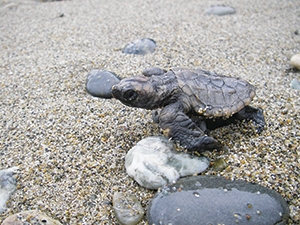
[{"x1": 124, "y1": 90, "x2": 138, "y2": 101}]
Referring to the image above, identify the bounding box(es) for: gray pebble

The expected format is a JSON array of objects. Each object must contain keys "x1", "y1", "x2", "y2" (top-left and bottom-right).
[
  {"x1": 205, "y1": 5, "x2": 236, "y2": 16},
  {"x1": 290, "y1": 78, "x2": 300, "y2": 90},
  {"x1": 0, "y1": 167, "x2": 18, "y2": 213},
  {"x1": 125, "y1": 136, "x2": 210, "y2": 190},
  {"x1": 122, "y1": 38, "x2": 156, "y2": 55},
  {"x1": 86, "y1": 69, "x2": 120, "y2": 98},
  {"x1": 147, "y1": 175, "x2": 290, "y2": 225},
  {"x1": 113, "y1": 192, "x2": 144, "y2": 225}
]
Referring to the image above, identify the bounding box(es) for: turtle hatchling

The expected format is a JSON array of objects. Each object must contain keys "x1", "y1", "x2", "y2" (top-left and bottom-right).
[{"x1": 111, "y1": 67, "x2": 265, "y2": 152}]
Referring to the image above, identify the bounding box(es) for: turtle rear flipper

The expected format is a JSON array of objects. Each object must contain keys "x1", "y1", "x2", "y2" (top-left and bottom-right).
[
  {"x1": 159, "y1": 103, "x2": 222, "y2": 153},
  {"x1": 179, "y1": 134, "x2": 223, "y2": 152}
]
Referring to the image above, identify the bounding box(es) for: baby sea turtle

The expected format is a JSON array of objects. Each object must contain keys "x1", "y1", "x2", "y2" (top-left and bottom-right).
[{"x1": 112, "y1": 67, "x2": 265, "y2": 152}]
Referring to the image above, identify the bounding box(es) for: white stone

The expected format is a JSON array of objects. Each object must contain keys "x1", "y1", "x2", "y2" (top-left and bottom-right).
[
  {"x1": 125, "y1": 136, "x2": 210, "y2": 189},
  {"x1": 0, "y1": 167, "x2": 18, "y2": 213},
  {"x1": 290, "y1": 54, "x2": 300, "y2": 70}
]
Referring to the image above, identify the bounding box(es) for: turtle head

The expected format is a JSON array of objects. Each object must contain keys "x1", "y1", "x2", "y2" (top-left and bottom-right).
[{"x1": 112, "y1": 76, "x2": 160, "y2": 109}]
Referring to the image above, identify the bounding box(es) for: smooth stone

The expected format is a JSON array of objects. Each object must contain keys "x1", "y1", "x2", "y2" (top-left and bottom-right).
[
  {"x1": 205, "y1": 5, "x2": 236, "y2": 16},
  {"x1": 0, "y1": 167, "x2": 18, "y2": 213},
  {"x1": 125, "y1": 136, "x2": 210, "y2": 190},
  {"x1": 122, "y1": 38, "x2": 156, "y2": 55},
  {"x1": 1, "y1": 210, "x2": 62, "y2": 225},
  {"x1": 147, "y1": 175, "x2": 290, "y2": 225},
  {"x1": 290, "y1": 54, "x2": 300, "y2": 70},
  {"x1": 290, "y1": 78, "x2": 300, "y2": 90},
  {"x1": 86, "y1": 69, "x2": 120, "y2": 98},
  {"x1": 113, "y1": 192, "x2": 144, "y2": 225}
]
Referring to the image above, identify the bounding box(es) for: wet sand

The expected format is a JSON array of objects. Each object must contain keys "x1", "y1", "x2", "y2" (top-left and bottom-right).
[{"x1": 0, "y1": 0, "x2": 299, "y2": 224}]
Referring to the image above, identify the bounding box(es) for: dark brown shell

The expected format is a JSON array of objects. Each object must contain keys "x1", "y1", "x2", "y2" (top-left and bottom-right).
[{"x1": 172, "y1": 68, "x2": 256, "y2": 118}]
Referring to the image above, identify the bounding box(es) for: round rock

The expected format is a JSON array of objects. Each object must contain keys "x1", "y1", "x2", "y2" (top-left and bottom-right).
[
  {"x1": 86, "y1": 69, "x2": 120, "y2": 98},
  {"x1": 147, "y1": 175, "x2": 289, "y2": 225},
  {"x1": 290, "y1": 54, "x2": 300, "y2": 70},
  {"x1": 125, "y1": 136, "x2": 210, "y2": 190},
  {"x1": 122, "y1": 38, "x2": 156, "y2": 55},
  {"x1": 205, "y1": 5, "x2": 236, "y2": 16},
  {"x1": 2, "y1": 210, "x2": 62, "y2": 225},
  {"x1": 113, "y1": 192, "x2": 144, "y2": 225}
]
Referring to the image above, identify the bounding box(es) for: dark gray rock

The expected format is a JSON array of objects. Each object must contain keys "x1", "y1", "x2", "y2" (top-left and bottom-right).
[
  {"x1": 147, "y1": 176, "x2": 289, "y2": 225},
  {"x1": 86, "y1": 70, "x2": 120, "y2": 98},
  {"x1": 122, "y1": 38, "x2": 156, "y2": 55},
  {"x1": 205, "y1": 5, "x2": 236, "y2": 16}
]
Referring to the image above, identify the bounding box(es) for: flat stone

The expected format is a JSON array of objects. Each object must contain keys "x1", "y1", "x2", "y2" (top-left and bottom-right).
[
  {"x1": 290, "y1": 54, "x2": 300, "y2": 70},
  {"x1": 205, "y1": 5, "x2": 236, "y2": 16},
  {"x1": 122, "y1": 38, "x2": 156, "y2": 55},
  {"x1": 113, "y1": 192, "x2": 144, "y2": 225},
  {"x1": 86, "y1": 69, "x2": 120, "y2": 98},
  {"x1": 125, "y1": 136, "x2": 210, "y2": 190},
  {"x1": 0, "y1": 167, "x2": 18, "y2": 213},
  {"x1": 147, "y1": 176, "x2": 290, "y2": 225},
  {"x1": 2, "y1": 210, "x2": 62, "y2": 225}
]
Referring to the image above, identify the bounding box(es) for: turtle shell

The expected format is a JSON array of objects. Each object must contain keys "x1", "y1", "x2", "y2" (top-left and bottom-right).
[{"x1": 172, "y1": 68, "x2": 256, "y2": 118}]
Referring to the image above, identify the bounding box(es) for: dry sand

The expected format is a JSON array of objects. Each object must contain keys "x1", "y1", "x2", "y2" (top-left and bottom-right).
[{"x1": 0, "y1": 0, "x2": 299, "y2": 224}]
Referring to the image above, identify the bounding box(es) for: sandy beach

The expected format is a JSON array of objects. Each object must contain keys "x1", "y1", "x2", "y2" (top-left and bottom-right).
[{"x1": 0, "y1": 0, "x2": 299, "y2": 224}]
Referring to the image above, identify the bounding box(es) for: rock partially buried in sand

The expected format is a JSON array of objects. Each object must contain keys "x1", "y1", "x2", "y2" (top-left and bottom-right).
[
  {"x1": 290, "y1": 54, "x2": 300, "y2": 70},
  {"x1": 290, "y1": 78, "x2": 300, "y2": 90},
  {"x1": 147, "y1": 175, "x2": 290, "y2": 225},
  {"x1": 0, "y1": 167, "x2": 18, "y2": 213},
  {"x1": 205, "y1": 5, "x2": 236, "y2": 16},
  {"x1": 125, "y1": 136, "x2": 210, "y2": 190},
  {"x1": 86, "y1": 69, "x2": 120, "y2": 98},
  {"x1": 1, "y1": 210, "x2": 62, "y2": 225},
  {"x1": 122, "y1": 38, "x2": 156, "y2": 55},
  {"x1": 211, "y1": 157, "x2": 228, "y2": 171},
  {"x1": 113, "y1": 192, "x2": 144, "y2": 225}
]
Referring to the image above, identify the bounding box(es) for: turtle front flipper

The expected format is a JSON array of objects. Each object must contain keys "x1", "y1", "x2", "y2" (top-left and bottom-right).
[
  {"x1": 234, "y1": 106, "x2": 265, "y2": 133},
  {"x1": 159, "y1": 103, "x2": 223, "y2": 152}
]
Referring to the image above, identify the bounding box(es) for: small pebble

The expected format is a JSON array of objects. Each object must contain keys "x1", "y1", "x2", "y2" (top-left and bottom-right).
[
  {"x1": 1, "y1": 210, "x2": 62, "y2": 225},
  {"x1": 290, "y1": 54, "x2": 300, "y2": 70},
  {"x1": 86, "y1": 69, "x2": 120, "y2": 98},
  {"x1": 113, "y1": 192, "x2": 144, "y2": 225},
  {"x1": 125, "y1": 136, "x2": 210, "y2": 190},
  {"x1": 204, "y1": 5, "x2": 236, "y2": 16},
  {"x1": 147, "y1": 176, "x2": 289, "y2": 225},
  {"x1": 211, "y1": 157, "x2": 228, "y2": 171},
  {"x1": 290, "y1": 78, "x2": 300, "y2": 90},
  {"x1": 0, "y1": 167, "x2": 18, "y2": 213},
  {"x1": 122, "y1": 38, "x2": 156, "y2": 55}
]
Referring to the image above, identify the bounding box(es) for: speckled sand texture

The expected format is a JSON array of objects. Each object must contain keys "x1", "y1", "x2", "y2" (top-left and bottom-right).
[{"x1": 0, "y1": 0, "x2": 299, "y2": 224}]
